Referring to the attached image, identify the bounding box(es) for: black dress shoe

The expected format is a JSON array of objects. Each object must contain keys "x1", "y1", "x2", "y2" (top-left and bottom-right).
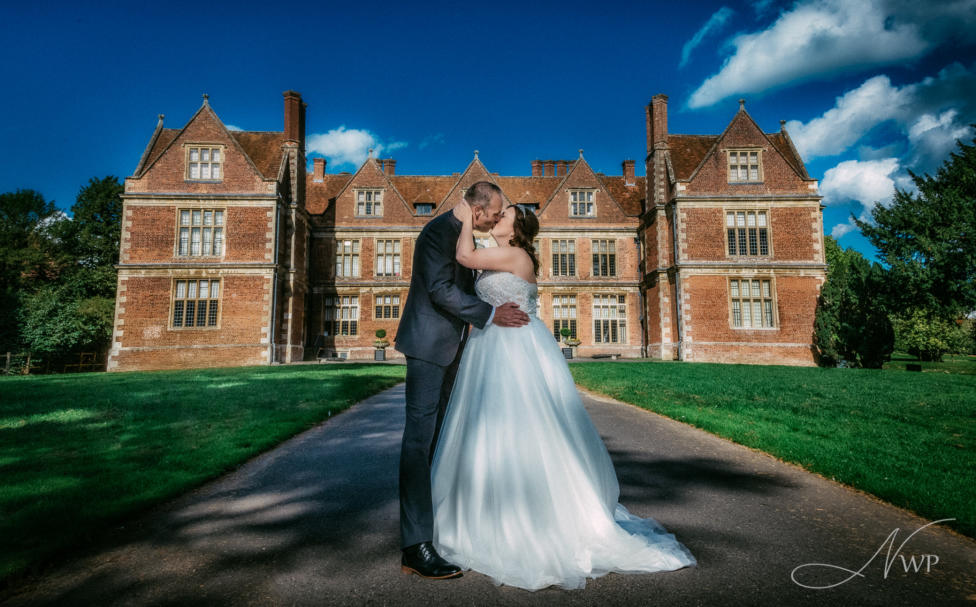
[{"x1": 401, "y1": 542, "x2": 463, "y2": 579}]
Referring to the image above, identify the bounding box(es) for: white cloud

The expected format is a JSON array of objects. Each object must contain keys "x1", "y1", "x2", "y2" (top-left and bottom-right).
[
  {"x1": 785, "y1": 75, "x2": 908, "y2": 160},
  {"x1": 786, "y1": 62, "x2": 976, "y2": 167},
  {"x1": 906, "y1": 110, "x2": 974, "y2": 169},
  {"x1": 679, "y1": 7, "x2": 734, "y2": 69},
  {"x1": 821, "y1": 158, "x2": 899, "y2": 210},
  {"x1": 306, "y1": 126, "x2": 407, "y2": 168},
  {"x1": 687, "y1": 0, "x2": 976, "y2": 109},
  {"x1": 831, "y1": 220, "x2": 857, "y2": 238},
  {"x1": 225, "y1": 124, "x2": 243, "y2": 132}
]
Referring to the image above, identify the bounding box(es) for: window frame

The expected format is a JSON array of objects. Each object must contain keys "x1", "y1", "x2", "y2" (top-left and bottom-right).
[
  {"x1": 335, "y1": 239, "x2": 361, "y2": 278},
  {"x1": 724, "y1": 209, "x2": 772, "y2": 258},
  {"x1": 184, "y1": 144, "x2": 225, "y2": 182},
  {"x1": 374, "y1": 293, "x2": 402, "y2": 320},
  {"x1": 591, "y1": 238, "x2": 617, "y2": 277},
  {"x1": 552, "y1": 293, "x2": 578, "y2": 341},
  {"x1": 551, "y1": 238, "x2": 577, "y2": 277},
  {"x1": 324, "y1": 294, "x2": 360, "y2": 336},
  {"x1": 175, "y1": 208, "x2": 226, "y2": 257},
  {"x1": 568, "y1": 189, "x2": 596, "y2": 218},
  {"x1": 170, "y1": 277, "x2": 221, "y2": 329},
  {"x1": 374, "y1": 239, "x2": 402, "y2": 277},
  {"x1": 728, "y1": 277, "x2": 778, "y2": 329},
  {"x1": 354, "y1": 189, "x2": 384, "y2": 217},
  {"x1": 727, "y1": 148, "x2": 763, "y2": 183},
  {"x1": 592, "y1": 293, "x2": 627, "y2": 344}
]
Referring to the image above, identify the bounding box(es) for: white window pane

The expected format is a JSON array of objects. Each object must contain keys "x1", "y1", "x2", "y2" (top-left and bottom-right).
[
  {"x1": 179, "y1": 228, "x2": 188, "y2": 255},
  {"x1": 211, "y1": 164, "x2": 221, "y2": 179},
  {"x1": 180, "y1": 210, "x2": 190, "y2": 225},
  {"x1": 737, "y1": 212, "x2": 745, "y2": 227},
  {"x1": 188, "y1": 281, "x2": 197, "y2": 298},
  {"x1": 203, "y1": 210, "x2": 213, "y2": 225},
  {"x1": 730, "y1": 280, "x2": 739, "y2": 297},
  {"x1": 747, "y1": 213, "x2": 756, "y2": 227},
  {"x1": 191, "y1": 228, "x2": 201, "y2": 255},
  {"x1": 176, "y1": 280, "x2": 187, "y2": 298},
  {"x1": 758, "y1": 212, "x2": 767, "y2": 227},
  {"x1": 190, "y1": 163, "x2": 200, "y2": 179},
  {"x1": 192, "y1": 210, "x2": 201, "y2": 225},
  {"x1": 352, "y1": 258, "x2": 360, "y2": 275},
  {"x1": 215, "y1": 210, "x2": 224, "y2": 225},
  {"x1": 750, "y1": 167, "x2": 758, "y2": 180},
  {"x1": 762, "y1": 280, "x2": 770, "y2": 297},
  {"x1": 212, "y1": 149, "x2": 220, "y2": 161},
  {"x1": 201, "y1": 149, "x2": 209, "y2": 162},
  {"x1": 211, "y1": 281, "x2": 219, "y2": 298},
  {"x1": 213, "y1": 228, "x2": 223, "y2": 254},
  {"x1": 190, "y1": 149, "x2": 199, "y2": 161},
  {"x1": 199, "y1": 280, "x2": 209, "y2": 299},
  {"x1": 201, "y1": 164, "x2": 210, "y2": 179}
]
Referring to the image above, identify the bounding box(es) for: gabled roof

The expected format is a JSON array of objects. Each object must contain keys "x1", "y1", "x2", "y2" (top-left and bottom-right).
[
  {"x1": 667, "y1": 135, "x2": 719, "y2": 181},
  {"x1": 132, "y1": 99, "x2": 286, "y2": 181},
  {"x1": 231, "y1": 131, "x2": 288, "y2": 180},
  {"x1": 330, "y1": 156, "x2": 413, "y2": 215},
  {"x1": 599, "y1": 176, "x2": 645, "y2": 216},
  {"x1": 390, "y1": 176, "x2": 457, "y2": 205},
  {"x1": 306, "y1": 173, "x2": 353, "y2": 214},
  {"x1": 433, "y1": 154, "x2": 510, "y2": 214},
  {"x1": 538, "y1": 154, "x2": 633, "y2": 217},
  {"x1": 665, "y1": 112, "x2": 812, "y2": 183},
  {"x1": 494, "y1": 176, "x2": 562, "y2": 207}
]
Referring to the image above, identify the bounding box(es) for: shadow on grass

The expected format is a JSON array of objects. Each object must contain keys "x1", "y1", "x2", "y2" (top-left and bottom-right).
[{"x1": 0, "y1": 383, "x2": 811, "y2": 606}]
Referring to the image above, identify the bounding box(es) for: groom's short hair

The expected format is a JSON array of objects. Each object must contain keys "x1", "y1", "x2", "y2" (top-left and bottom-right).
[{"x1": 464, "y1": 181, "x2": 502, "y2": 209}]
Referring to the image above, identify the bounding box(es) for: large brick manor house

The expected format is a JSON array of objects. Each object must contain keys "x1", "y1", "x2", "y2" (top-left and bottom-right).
[{"x1": 107, "y1": 91, "x2": 825, "y2": 371}]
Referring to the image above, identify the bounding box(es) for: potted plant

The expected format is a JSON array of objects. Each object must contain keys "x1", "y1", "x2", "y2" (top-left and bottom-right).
[
  {"x1": 559, "y1": 327, "x2": 576, "y2": 359},
  {"x1": 374, "y1": 329, "x2": 390, "y2": 361}
]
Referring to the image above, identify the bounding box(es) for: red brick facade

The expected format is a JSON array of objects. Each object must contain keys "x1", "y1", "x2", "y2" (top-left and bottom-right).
[{"x1": 109, "y1": 92, "x2": 824, "y2": 371}]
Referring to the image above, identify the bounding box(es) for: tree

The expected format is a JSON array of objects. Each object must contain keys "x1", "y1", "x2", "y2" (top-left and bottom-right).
[
  {"x1": 813, "y1": 237, "x2": 894, "y2": 368},
  {"x1": 890, "y1": 308, "x2": 966, "y2": 362},
  {"x1": 0, "y1": 189, "x2": 61, "y2": 291},
  {"x1": 855, "y1": 134, "x2": 976, "y2": 319},
  {"x1": 53, "y1": 176, "x2": 123, "y2": 299}
]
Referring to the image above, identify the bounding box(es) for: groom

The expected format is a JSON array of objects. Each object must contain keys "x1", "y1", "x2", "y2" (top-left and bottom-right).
[{"x1": 395, "y1": 181, "x2": 529, "y2": 579}]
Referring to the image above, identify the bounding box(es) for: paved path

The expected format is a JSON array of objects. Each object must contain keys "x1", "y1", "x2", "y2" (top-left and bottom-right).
[{"x1": 2, "y1": 384, "x2": 974, "y2": 606}]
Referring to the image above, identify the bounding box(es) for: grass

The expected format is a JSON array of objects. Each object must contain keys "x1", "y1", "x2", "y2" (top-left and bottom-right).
[
  {"x1": 569, "y1": 361, "x2": 976, "y2": 539},
  {"x1": 0, "y1": 363, "x2": 405, "y2": 585},
  {"x1": 883, "y1": 352, "x2": 976, "y2": 375}
]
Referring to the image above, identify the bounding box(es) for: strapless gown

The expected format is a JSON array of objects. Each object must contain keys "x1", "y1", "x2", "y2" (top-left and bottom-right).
[{"x1": 431, "y1": 270, "x2": 696, "y2": 590}]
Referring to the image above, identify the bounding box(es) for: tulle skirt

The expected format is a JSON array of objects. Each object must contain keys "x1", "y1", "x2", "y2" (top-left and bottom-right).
[{"x1": 431, "y1": 317, "x2": 696, "y2": 590}]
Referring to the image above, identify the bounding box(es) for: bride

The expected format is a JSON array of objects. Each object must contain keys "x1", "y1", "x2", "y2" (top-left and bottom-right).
[{"x1": 430, "y1": 201, "x2": 696, "y2": 591}]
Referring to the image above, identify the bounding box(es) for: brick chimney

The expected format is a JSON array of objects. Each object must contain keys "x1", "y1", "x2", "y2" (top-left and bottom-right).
[
  {"x1": 544, "y1": 160, "x2": 555, "y2": 177},
  {"x1": 556, "y1": 160, "x2": 567, "y2": 177},
  {"x1": 384, "y1": 158, "x2": 396, "y2": 176},
  {"x1": 622, "y1": 160, "x2": 635, "y2": 184},
  {"x1": 531, "y1": 160, "x2": 542, "y2": 177},
  {"x1": 648, "y1": 94, "x2": 668, "y2": 153},
  {"x1": 283, "y1": 90, "x2": 305, "y2": 145},
  {"x1": 313, "y1": 157, "x2": 326, "y2": 182}
]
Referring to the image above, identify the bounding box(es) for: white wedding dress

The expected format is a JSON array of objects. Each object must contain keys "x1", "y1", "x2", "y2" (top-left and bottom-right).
[{"x1": 431, "y1": 270, "x2": 696, "y2": 591}]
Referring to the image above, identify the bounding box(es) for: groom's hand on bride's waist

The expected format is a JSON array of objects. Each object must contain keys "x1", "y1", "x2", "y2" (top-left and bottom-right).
[{"x1": 492, "y1": 302, "x2": 529, "y2": 327}]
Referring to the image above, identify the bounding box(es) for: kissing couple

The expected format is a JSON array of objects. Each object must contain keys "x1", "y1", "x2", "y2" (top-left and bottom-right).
[{"x1": 394, "y1": 181, "x2": 695, "y2": 590}]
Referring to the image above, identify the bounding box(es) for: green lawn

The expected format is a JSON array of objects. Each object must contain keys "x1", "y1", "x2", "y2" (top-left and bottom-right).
[
  {"x1": 570, "y1": 361, "x2": 976, "y2": 539},
  {"x1": 0, "y1": 364, "x2": 405, "y2": 584},
  {"x1": 883, "y1": 352, "x2": 976, "y2": 375}
]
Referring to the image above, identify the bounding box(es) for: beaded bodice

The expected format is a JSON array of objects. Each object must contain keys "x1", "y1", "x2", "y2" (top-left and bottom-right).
[{"x1": 475, "y1": 271, "x2": 538, "y2": 316}]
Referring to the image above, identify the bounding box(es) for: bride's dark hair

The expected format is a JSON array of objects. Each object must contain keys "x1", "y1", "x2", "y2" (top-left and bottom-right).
[{"x1": 508, "y1": 205, "x2": 540, "y2": 276}]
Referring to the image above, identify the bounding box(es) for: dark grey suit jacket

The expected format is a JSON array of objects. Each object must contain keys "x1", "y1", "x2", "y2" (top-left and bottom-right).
[{"x1": 395, "y1": 212, "x2": 493, "y2": 366}]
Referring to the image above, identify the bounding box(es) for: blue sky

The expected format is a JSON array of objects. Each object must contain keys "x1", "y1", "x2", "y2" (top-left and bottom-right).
[{"x1": 2, "y1": 0, "x2": 975, "y2": 260}]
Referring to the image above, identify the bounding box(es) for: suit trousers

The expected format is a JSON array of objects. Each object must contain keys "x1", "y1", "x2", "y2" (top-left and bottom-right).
[{"x1": 399, "y1": 345, "x2": 465, "y2": 549}]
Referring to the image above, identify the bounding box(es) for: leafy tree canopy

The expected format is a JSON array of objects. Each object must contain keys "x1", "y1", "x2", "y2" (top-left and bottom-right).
[{"x1": 855, "y1": 134, "x2": 976, "y2": 319}]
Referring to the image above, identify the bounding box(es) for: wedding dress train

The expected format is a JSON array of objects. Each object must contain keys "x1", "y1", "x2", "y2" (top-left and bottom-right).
[{"x1": 431, "y1": 270, "x2": 696, "y2": 590}]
